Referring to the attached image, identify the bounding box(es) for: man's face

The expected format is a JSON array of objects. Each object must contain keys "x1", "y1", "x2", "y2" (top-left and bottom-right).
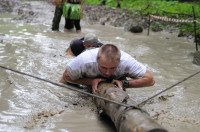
[
  {"x1": 97, "y1": 57, "x2": 119, "y2": 78},
  {"x1": 83, "y1": 43, "x2": 98, "y2": 49}
]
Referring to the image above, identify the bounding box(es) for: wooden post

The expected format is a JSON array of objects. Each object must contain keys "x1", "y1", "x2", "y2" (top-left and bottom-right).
[
  {"x1": 148, "y1": 12, "x2": 151, "y2": 36},
  {"x1": 95, "y1": 83, "x2": 168, "y2": 132},
  {"x1": 192, "y1": 6, "x2": 198, "y2": 51}
]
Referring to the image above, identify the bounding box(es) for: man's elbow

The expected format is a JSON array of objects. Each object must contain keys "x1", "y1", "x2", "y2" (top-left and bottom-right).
[
  {"x1": 145, "y1": 69, "x2": 155, "y2": 87},
  {"x1": 149, "y1": 77, "x2": 155, "y2": 86},
  {"x1": 60, "y1": 77, "x2": 66, "y2": 84},
  {"x1": 60, "y1": 69, "x2": 71, "y2": 84}
]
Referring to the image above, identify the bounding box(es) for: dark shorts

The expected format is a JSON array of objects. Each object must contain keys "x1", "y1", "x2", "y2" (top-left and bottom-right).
[{"x1": 65, "y1": 18, "x2": 81, "y2": 31}]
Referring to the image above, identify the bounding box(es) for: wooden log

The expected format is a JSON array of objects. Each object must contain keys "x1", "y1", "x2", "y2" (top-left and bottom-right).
[{"x1": 95, "y1": 83, "x2": 168, "y2": 132}]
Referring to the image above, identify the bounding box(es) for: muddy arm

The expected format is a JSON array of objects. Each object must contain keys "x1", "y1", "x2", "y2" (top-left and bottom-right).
[
  {"x1": 65, "y1": 48, "x2": 75, "y2": 56},
  {"x1": 128, "y1": 69, "x2": 155, "y2": 88},
  {"x1": 52, "y1": 0, "x2": 56, "y2": 5},
  {"x1": 60, "y1": 68, "x2": 93, "y2": 86}
]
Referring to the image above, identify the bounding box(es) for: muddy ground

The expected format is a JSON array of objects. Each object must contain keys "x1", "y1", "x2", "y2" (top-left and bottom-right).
[
  {"x1": 0, "y1": 0, "x2": 200, "y2": 64},
  {"x1": 2, "y1": 0, "x2": 198, "y2": 43},
  {"x1": 0, "y1": 0, "x2": 182, "y2": 35},
  {"x1": 1, "y1": 1, "x2": 200, "y2": 131},
  {"x1": 1, "y1": 0, "x2": 199, "y2": 112}
]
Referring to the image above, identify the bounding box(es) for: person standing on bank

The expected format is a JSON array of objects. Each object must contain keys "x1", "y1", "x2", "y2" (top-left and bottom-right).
[
  {"x1": 65, "y1": 33, "x2": 103, "y2": 56},
  {"x1": 60, "y1": 44, "x2": 155, "y2": 93},
  {"x1": 51, "y1": 0, "x2": 65, "y2": 31},
  {"x1": 63, "y1": 0, "x2": 83, "y2": 33}
]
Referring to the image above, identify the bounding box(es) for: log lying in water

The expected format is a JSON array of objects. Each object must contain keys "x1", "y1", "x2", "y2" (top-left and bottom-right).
[{"x1": 95, "y1": 83, "x2": 168, "y2": 132}]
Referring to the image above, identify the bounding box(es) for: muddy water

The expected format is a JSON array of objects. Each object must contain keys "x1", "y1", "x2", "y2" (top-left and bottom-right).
[{"x1": 0, "y1": 1, "x2": 200, "y2": 132}]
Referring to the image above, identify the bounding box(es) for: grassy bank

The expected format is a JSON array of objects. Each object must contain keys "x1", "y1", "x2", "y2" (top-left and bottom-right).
[
  {"x1": 84, "y1": 0, "x2": 200, "y2": 16},
  {"x1": 84, "y1": 0, "x2": 200, "y2": 37}
]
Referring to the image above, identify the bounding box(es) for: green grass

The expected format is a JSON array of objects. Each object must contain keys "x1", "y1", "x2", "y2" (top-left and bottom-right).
[
  {"x1": 84, "y1": 0, "x2": 200, "y2": 35},
  {"x1": 84, "y1": 0, "x2": 199, "y2": 17}
]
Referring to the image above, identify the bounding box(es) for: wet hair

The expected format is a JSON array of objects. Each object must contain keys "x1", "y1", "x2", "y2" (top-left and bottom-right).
[{"x1": 97, "y1": 44, "x2": 121, "y2": 62}]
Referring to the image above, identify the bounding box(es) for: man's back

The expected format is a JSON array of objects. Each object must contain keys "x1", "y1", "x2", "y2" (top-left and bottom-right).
[
  {"x1": 70, "y1": 39, "x2": 85, "y2": 56},
  {"x1": 66, "y1": 37, "x2": 103, "y2": 56},
  {"x1": 67, "y1": 48, "x2": 146, "y2": 80}
]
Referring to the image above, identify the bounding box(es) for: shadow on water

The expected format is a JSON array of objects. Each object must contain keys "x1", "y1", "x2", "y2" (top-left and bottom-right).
[{"x1": 99, "y1": 113, "x2": 117, "y2": 131}]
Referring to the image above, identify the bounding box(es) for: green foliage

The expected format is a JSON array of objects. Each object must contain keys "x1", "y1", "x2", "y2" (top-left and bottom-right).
[
  {"x1": 84, "y1": 0, "x2": 199, "y2": 17},
  {"x1": 84, "y1": 0, "x2": 102, "y2": 5},
  {"x1": 151, "y1": 23, "x2": 163, "y2": 32},
  {"x1": 84, "y1": 0, "x2": 200, "y2": 36},
  {"x1": 106, "y1": 0, "x2": 117, "y2": 7}
]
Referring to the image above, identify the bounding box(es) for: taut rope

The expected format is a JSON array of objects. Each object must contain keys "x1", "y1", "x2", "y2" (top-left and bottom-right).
[
  {"x1": 1, "y1": 65, "x2": 199, "y2": 109},
  {"x1": 137, "y1": 70, "x2": 200, "y2": 107},
  {"x1": 0, "y1": 65, "x2": 140, "y2": 110}
]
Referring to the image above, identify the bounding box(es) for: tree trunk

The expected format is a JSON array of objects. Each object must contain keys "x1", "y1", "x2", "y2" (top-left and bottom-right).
[{"x1": 95, "y1": 83, "x2": 168, "y2": 132}]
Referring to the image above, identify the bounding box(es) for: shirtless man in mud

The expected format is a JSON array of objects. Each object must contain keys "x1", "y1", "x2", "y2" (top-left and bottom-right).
[
  {"x1": 65, "y1": 33, "x2": 103, "y2": 56},
  {"x1": 60, "y1": 44, "x2": 155, "y2": 93}
]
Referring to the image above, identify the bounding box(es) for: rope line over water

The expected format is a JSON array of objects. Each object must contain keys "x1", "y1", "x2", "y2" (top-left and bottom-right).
[
  {"x1": 0, "y1": 65, "x2": 140, "y2": 110},
  {"x1": 1, "y1": 65, "x2": 200, "y2": 109},
  {"x1": 137, "y1": 70, "x2": 200, "y2": 107}
]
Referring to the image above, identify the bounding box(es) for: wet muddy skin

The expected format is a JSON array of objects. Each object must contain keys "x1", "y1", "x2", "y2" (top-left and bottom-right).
[{"x1": 0, "y1": 0, "x2": 200, "y2": 132}]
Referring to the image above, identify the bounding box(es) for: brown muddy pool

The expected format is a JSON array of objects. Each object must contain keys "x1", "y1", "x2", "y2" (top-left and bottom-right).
[{"x1": 0, "y1": 1, "x2": 200, "y2": 132}]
